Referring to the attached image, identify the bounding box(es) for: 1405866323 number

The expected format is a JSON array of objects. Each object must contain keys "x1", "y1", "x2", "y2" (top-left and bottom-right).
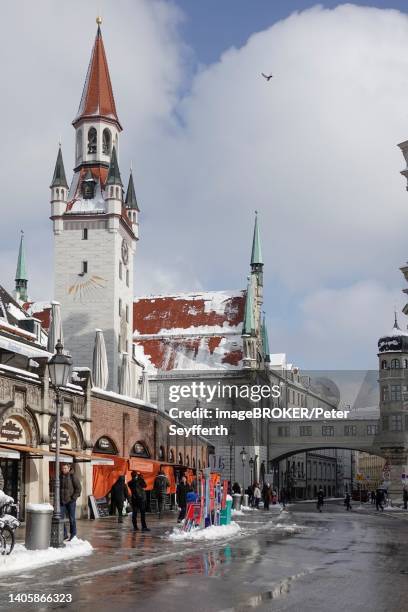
[{"x1": 9, "y1": 594, "x2": 73, "y2": 604}]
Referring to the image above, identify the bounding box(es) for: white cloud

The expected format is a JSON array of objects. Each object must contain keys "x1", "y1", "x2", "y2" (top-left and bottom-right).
[{"x1": 2, "y1": 3, "x2": 408, "y2": 367}]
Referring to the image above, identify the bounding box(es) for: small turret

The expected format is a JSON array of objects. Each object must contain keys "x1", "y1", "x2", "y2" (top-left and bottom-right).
[
  {"x1": 125, "y1": 170, "x2": 139, "y2": 234},
  {"x1": 14, "y1": 231, "x2": 28, "y2": 303},
  {"x1": 50, "y1": 146, "x2": 68, "y2": 216},
  {"x1": 105, "y1": 146, "x2": 123, "y2": 215},
  {"x1": 242, "y1": 277, "x2": 257, "y2": 369}
]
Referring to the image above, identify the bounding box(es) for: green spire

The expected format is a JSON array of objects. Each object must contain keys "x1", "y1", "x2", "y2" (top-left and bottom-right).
[
  {"x1": 125, "y1": 170, "x2": 140, "y2": 211},
  {"x1": 15, "y1": 231, "x2": 28, "y2": 302},
  {"x1": 106, "y1": 146, "x2": 123, "y2": 187},
  {"x1": 262, "y1": 313, "x2": 270, "y2": 362},
  {"x1": 242, "y1": 278, "x2": 255, "y2": 336},
  {"x1": 251, "y1": 211, "x2": 263, "y2": 267},
  {"x1": 50, "y1": 146, "x2": 68, "y2": 189}
]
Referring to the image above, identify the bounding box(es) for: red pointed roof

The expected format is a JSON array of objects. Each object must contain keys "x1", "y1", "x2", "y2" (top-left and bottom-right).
[{"x1": 73, "y1": 26, "x2": 122, "y2": 129}]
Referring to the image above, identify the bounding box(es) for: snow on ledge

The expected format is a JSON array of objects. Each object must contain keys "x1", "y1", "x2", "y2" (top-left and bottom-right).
[
  {"x1": 167, "y1": 521, "x2": 241, "y2": 541},
  {"x1": 0, "y1": 537, "x2": 93, "y2": 576}
]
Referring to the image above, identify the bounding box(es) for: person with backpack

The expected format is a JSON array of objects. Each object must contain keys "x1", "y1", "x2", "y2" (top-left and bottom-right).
[
  {"x1": 60, "y1": 463, "x2": 82, "y2": 541},
  {"x1": 127, "y1": 471, "x2": 150, "y2": 532},
  {"x1": 153, "y1": 467, "x2": 170, "y2": 518},
  {"x1": 110, "y1": 475, "x2": 130, "y2": 523}
]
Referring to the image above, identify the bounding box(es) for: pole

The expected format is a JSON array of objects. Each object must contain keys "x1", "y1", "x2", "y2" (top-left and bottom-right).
[
  {"x1": 229, "y1": 442, "x2": 232, "y2": 486},
  {"x1": 51, "y1": 390, "x2": 64, "y2": 547}
]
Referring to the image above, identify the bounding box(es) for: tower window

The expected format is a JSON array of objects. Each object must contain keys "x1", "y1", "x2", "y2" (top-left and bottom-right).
[
  {"x1": 126, "y1": 269, "x2": 129, "y2": 287},
  {"x1": 102, "y1": 128, "x2": 111, "y2": 155},
  {"x1": 126, "y1": 305, "x2": 129, "y2": 323},
  {"x1": 82, "y1": 228, "x2": 88, "y2": 240},
  {"x1": 119, "y1": 261, "x2": 122, "y2": 279},
  {"x1": 76, "y1": 129, "x2": 83, "y2": 161},
  {"x1": 119, "y1": 298, "x2": 122, "y2": 316},
  {"x1": 118, "y1": 335, "x2": 121, "y2": 352},
  {"x1": 87, "y1": 127, "x2": 97, "y2": 154},
  {"x1": 81, "y1": 261, "x2": 88, "y2": 275},
  {"x1": 391, "y1": 358, "x2": 400, "y2": 369}
]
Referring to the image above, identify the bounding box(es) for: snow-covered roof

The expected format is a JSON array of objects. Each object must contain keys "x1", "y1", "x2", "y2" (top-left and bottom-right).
[{"x1": 133, "y1": 290, "x2": 246, "y2": 372}]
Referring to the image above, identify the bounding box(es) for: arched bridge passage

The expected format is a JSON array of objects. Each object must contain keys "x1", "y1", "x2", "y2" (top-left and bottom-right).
[
  {"x1": 269, "y1": 446, "x2": 386, "y2": 464},
  {"x1": 268, "y1": 414, "x2": 383, "y2": 462}
]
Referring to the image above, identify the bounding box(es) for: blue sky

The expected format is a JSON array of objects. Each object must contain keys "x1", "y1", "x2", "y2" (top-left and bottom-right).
[{"x1": 176, "y1": 0, "x2": 406, "y2": 63}]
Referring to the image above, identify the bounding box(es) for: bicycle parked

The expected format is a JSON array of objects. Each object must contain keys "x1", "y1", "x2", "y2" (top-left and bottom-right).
[{"x1": 0, "y1": 496, "x2": 20, "y2": 555}]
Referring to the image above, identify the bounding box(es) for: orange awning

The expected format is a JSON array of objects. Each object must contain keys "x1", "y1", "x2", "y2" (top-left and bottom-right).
[{"x1": 0, "y1": 444, "x2": 54, "y2": 457}]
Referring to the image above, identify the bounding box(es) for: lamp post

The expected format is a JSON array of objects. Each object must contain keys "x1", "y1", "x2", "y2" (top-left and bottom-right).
[
  {"x1": 240, "y1": 447, "x2": 247, "y2": 493},
  {"x1": 194, "y1": 399, "x2": 200, "y2": 492},
  {"x1": 249, "y1": 457, "x2": 254, "y2": 486},
  {"x1": 227, "y1": 426, "x2": 235, "y2": 487},
  {"x1": 48, "y1": 340, "x2": 72, "y2": 548}
]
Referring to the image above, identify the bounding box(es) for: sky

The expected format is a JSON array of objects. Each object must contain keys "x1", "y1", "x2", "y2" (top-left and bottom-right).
[{"x1": 2, "y1": 0, "x2": 408, "y2": 369}]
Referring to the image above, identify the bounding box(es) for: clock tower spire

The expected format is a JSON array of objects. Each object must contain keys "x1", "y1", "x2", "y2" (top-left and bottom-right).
[{"x1": 51, "y1": 22, "x2": 138, "y2": 393}]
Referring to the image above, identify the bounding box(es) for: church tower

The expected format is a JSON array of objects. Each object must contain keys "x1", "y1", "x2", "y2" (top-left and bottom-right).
[
  {"x1": 242, "y1": 213, "x2": 264, "y2": 368},
  {"x1": 14, "y1": 231, "x2": 28, "y2": 303},
  {"x1": 51, "y1": 20, "x2": 139, "y2": 392}
]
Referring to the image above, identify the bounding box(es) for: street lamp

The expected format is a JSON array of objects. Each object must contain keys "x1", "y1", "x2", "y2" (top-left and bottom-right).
[
  {"x1": 249, "y1": 457, "x2": 254, "y2": 486},
  {"x1": 240, "y1": 447, "x2": 247, "y2": 493},
  {"x1": 48, "y1": 340, "x2": 72, "y2": 548}
]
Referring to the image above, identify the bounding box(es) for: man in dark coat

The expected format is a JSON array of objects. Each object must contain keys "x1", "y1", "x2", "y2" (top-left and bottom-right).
[
  {"x1": 376, "y1": 489, "x2": 385, "y2": 512},
  {"x1": 232, "y1": 482, "x2": 241, "y2": 495},
  {"x1": 176, "y1": 475, "x2": 191, "y2": 523},
  {"x1": 154, "y1": 467, "x2": 169, "y2": 518},
  {"x1": 127, "y1": 471, "x2": 150, "y2": 531},
  {"x1": 60, "y1": 463, "x2": 82, "y2": 540},
  {"x1": 110, "y1": 475, "x2": 129, "y2": 523}
]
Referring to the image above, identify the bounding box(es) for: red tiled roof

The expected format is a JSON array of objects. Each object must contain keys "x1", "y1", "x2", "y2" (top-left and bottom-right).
[
  {"x1": 133, "y1": 291, "x2": 245, "y2": 371},
  {"x1": 74, "y1": 26, "x2": 121, "y2": 129}
]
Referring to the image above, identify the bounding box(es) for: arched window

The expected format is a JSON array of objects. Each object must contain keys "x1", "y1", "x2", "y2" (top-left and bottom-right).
[
  {"x1": 131, "y1": 441, "x2": 150, "y2": 458},
  {"x1": 178, "y1": 453, "x2": 183, "y2": 465},
  {"x1": 391, "y1": 358, "x2": 400, "y2": 369},
  {"x1": 93, "y1": 436, "x2": 118, "y2": 455},
  {"x1": 87, "y1": 127, "x2": 97, "y2": 154},
  {"x1": 192, "y1": 458, "x2": 196, "y2": 468},
  {"x1": 168, "y1": 449, "x2": 175, "y2": 463},
  {"x1": 198, "y1": 460, "x2": 201, "y2": 470},
  {"x1": 159, "y1": 446, "x2": 165, "y2": 461},
  {"x1": 186, "y1": 455, "x2": 190, "y2": 467},
  {"x1": 56, "y1": 189, "x2": 59, "y2": 197},
  {"x1": 76, "y1": 129, "x2": 83, "y2": 161},
  {"x1": 381, "y1": 360, "x2": 387, "y2": 370},
  {"x1": 102, "y1": 128, "x2": 111, "y2": 155}
]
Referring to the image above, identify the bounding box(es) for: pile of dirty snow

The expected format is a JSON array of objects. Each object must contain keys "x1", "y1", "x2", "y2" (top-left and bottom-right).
[
  {"x1": 0, "y1": 537, "x2": 93, "y2": 575},
  {"x1": 168, "y1": 522, "x2": 241, "y2": 541}
]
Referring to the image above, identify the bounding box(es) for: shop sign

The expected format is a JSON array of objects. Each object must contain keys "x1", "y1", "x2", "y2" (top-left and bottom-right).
[
  {"x1": 94, "y1": 437, "x2": 116, "y2": 454},
  {"x1": 51, "y1": 427, "x2": 70, "y2": 448},
  {"x1": 0, "y1": 419, "x2": 24, "y2": 443}
]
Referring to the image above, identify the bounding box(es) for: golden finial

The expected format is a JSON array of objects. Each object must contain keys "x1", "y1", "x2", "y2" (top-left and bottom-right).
[{"x1": 96, "y1": 15, "x2": 102, "y2": 26}]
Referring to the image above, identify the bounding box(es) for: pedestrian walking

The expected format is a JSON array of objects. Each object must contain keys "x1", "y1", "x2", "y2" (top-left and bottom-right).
[
  {"x1": 232, "y1": 482, "x2": 241, "y2": 495},
  {"x1": 110, "y1": 475, "x2": 129, "y2": 523},
  {"x1": 128, "y1": 471, "x2": 150, "y2": 532},
  {"x1": 316, "y1": 488, "x2": 324, "y2": 512},
  {"x1": 247, "y1": 484, "x2": 254, "y2": 507},
  {"x1": 375, "y1": 489, "x2": 384, "y2": 512},
  {"x1": 262, "y1": 483, "x2": 272, "y2": 510},
  {"x1": 279, "y1": 489, "x2": 287, "y2": 509},
  {"x1": 154, "y1": 467, "x2": 170, "y2": 518},
  {"x1": 403, "y1": 488, "x2": 408, "y2": 510},
  {"x1": 371, "y1": 490, "x2": 376, "y2": 505},
  {"x1": 253, "y1": 483, "x2": 261, "y2": 509},
  {"x1": 344, "y1": 492, "x2": 352, "y2": 511},
  {"x1": 176, "y1": 475, "x2": 191, "y2": 522},
  {"x1": 60, "y1": 463, "x2": 81, "y2": 541}
]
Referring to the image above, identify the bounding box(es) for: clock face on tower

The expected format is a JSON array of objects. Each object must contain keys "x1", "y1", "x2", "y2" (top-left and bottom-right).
[{"x1": 121, "y1": 239, "x2": 129, "y2": 265}]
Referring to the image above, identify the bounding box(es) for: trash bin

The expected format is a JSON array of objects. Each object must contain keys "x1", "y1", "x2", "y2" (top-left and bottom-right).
[
  {"x1": 220, "y1": 497, "x2": 233, "y2": 525},
  {"x1": 232, "y1": 494, "x2": 241, "y2": 511},
  {"x1": 25, "y1": 503, "x2": 54, "y2": 550},
  {"x1": 243, "y1": 494, "x2": 249, "y2": 507}
]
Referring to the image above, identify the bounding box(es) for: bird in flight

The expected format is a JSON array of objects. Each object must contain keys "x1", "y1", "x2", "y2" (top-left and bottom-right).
[{"x1": 261, "y1": 73, "x2": 273, "y2": 81}]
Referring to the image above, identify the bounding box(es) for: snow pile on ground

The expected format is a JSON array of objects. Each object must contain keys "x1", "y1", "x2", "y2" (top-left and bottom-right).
[
  {"x1": 384, "y1": 505, "x2": 404, "y2": 511},
  {"x1": 168, "y1": 522, "x2": 241, "y2": 541},
  {"x1": 231, "y1": 509, "x2": 244, "y2": 516},
  {"x1": 0, "y1": 537, "x2": 93, "y2": 576},
  {"x1": 240, "y1": 505, "x2": 254, "y2": 511}
]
